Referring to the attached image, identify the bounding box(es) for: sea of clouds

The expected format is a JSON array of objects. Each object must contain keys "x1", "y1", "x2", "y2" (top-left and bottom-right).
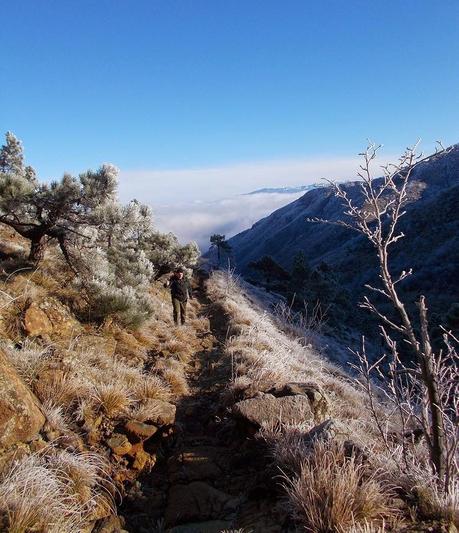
[{"x1": 118, "y1": 155, "x2": 367, "y2": 250}]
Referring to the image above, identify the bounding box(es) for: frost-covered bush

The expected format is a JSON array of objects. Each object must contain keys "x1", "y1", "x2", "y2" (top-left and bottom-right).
[
  {"x1": 0, "y1": 131, "x2": 200, "y2": 327},
  {"x1": 76, "y1": 246, "x2": 154, "y2": 327},
  {"x1": 144, "y1": 231, "x2": 200, "y2": 279}
]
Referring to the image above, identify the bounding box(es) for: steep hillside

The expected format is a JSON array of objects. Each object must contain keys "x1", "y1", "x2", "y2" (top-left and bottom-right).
[
  {"x1": 226, "y1": 145, "x2": 459, "y2": 331},
  {"x1": 1, "y1": 226, "x2": 456, "y2": 531}
]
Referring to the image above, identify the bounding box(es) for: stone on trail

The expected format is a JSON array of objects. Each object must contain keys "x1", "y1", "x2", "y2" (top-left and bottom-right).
[
  {"x1": 165, "y1": 481, "x2": 238, "y2": 527},
  {"x1": 167, "y1": 446, "x2": 225, "y2": 483},
  {"x1": 275, "y1": 382, "x2": 329, "y2": 422},
  {"x1": 0, "y1": 349, "x2": 45, "y2": 448},
  {"x1": 232, "y1": 394, "x2": 315, "y2": 428}
]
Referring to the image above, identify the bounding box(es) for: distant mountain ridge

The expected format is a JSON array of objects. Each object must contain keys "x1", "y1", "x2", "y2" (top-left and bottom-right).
[
  {"x1": 245, "y1": 184, "x2": 322, "y2": 195},
  {"x1": 228, "y1": 144, "x2": 459, "y2": 324}
]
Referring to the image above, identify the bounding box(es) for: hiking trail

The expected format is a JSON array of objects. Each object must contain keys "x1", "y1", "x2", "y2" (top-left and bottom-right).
[{"x1": 120, "y1": 278, "x2": 291, "y2": 533}]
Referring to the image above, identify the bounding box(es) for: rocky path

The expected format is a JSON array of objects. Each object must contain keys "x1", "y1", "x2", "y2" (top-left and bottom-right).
[{"x1": 121, "y1": 281, "x2": 291, "y2": 533}]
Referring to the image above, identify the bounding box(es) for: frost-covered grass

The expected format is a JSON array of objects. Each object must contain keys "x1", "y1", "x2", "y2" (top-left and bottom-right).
[
  {"x1": 0, "y1": 445, "x2": 114, "y2": 533},
  {"x1": 284, "y1": 440, "x2": 398, "y2": 532},
  {"x1": 0, "y1": 267, "x2": 207, "y2": 531},
  {"x1": 206, "y1": 270, "x2": 459, "y2": 530}
]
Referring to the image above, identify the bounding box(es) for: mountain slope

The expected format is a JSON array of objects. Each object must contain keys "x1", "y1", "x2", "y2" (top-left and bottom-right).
[{"x1": 227, "y1": 145, "x2": 459, "y2": 321}]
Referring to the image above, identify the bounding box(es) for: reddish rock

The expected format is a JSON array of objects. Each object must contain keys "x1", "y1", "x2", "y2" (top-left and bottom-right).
[
  {"x1": 132, "y1": 449, "x2": 153, "y2": 470},
  {"x1": 23, "y1": 299, "x2": 80, "y2": 338},
  {"x1": 0, "y1": 349, "x2": 45, "y2": 448},
  {"x1": 125, "y1": 420, "x2": 158, "y2": 441},
  {"x1": 107, "y1": 433, "x2": 132, "y2": 456},
  {"x1": 23, "y1": 302, "x2": 53, "y2": 337}
]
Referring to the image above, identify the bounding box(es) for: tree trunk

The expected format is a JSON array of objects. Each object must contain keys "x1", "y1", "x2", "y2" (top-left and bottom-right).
[
  {"x1": 418, "y1": 296, "x2": 447, "y2": 485},
  {"x1": 28, "y1": 235, "x2": 46, "y2": 264}
]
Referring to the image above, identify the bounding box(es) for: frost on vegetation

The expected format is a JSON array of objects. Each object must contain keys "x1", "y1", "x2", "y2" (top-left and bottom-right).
[
  {"x1": 208, "y1": 270, "x2": 459, "y2": 528},
  {"x1": 284, "y1": 441, "x2": 398, "y2": 533},
  {"x1": 1, "y1": 339, "x2": 50, "y2": 385},
  {"x1": 208, "y1": 270, "x2": 335, "y2": 392},
  {"x1": 0, "y1": 445, "x2": 114, "y2": 533},
  {"x1": 0, "y1": 132, "x2": 200, "y2": 327},
  {"x1": 76, "y1": 245, "x2": 155, "y2": 327}
]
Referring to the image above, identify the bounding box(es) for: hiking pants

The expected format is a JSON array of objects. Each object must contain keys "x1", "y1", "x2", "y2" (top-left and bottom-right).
[{"x1": 172, "y1": 298, "x2": 187, "y2": 325}]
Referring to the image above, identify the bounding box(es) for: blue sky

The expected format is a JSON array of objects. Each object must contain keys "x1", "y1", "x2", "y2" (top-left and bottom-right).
[{"x1": 1, "y1": 1, "x2": 459, "y2": 243}]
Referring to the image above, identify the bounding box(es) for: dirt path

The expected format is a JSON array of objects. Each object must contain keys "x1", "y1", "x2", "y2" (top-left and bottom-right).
[{"x1": 120, "y1": 280, "x2": 291, "y2": 533}]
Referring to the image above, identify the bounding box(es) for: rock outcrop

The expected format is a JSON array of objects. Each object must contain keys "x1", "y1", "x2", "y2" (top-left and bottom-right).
[
  {"x1": 273, "y1": 382, "x2": 329, "y2": 423},
  {"x1": 23, "y1": 298, "x2": 80, "y2": 338},
  {"x1": 232, "y1": 393, "x2": 316, "y2": 429},
  {"x1": 0, "y1": 349, "x2": 45, "y2": 449}
]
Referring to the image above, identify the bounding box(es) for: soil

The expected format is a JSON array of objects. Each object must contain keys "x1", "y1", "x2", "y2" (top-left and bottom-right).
[{"x1": 120, "y1": 278, "x2": 293, "y2": 533}]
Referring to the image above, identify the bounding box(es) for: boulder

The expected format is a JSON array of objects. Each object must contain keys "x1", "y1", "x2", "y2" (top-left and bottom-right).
[
  {"x1": 275, "y1": 382, "x2": 329, "y2": 422},
  {"x1": 107, "y1": 433, "x2": 132, "y2": 456},
  {"x1": 232, "y1": 395, "x2": 314, "y2": 428},
  {"x1": 136, "y1": 399, "x2": 176, "y2": 426},
  {"x1": 305, "y1": 418, "x2": 337, "y2": 443},
  {"x1": 0, "y1": 349, "x2": 45, "y2": 448},
  {"x1": 23, "y1": 298, "x2": 80, "y2": 338},
  {"x1": 165, "y1": 481, "x2": 238, "y2": 526},
  {"x1": 23, "y1": 302, "x2": 53, "y2": 337}
]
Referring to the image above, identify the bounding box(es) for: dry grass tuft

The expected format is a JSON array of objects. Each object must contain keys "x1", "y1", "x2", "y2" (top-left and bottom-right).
[
  {"x1": 91, "y1": 382, "x2": 134, "y2": 418},
  {"x1": 41, "y1": 400, "x2": 72, "y2": 434},
  {"x1": 134, "y1": 375, "x2": 172, "y2": 402},
  {"x1": 2, "y1": 340, "x2": 52, "y2": 385},
  {"x1": 0, "y1": 445, "x2": 114, "y2": 533},
  {"x1": 161, "y1": 366, "x2": 189, "y2": 395},
  {"x1": 34, "y1": 370, "x2": 84, "y2": 407},
  {"x1": 284, "y1": 441, "x2": 397, "y2": 533}
]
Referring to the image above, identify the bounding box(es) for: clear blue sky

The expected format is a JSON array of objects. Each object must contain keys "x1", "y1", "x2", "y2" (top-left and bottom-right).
[{"x1": 1, "y1": 0, "x2": 459, "y2": 183}]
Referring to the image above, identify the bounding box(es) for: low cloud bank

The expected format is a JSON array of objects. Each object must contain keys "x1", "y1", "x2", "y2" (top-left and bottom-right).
[
  {"x1": 153, "y1": 191, "x2": 306, "y2": 251},
  {"x1": 118, "y1": 155, "x2": 360, "y2": 204},
  {"x1": 117, "y1": 154, "x2": 382, "y2": 250}
]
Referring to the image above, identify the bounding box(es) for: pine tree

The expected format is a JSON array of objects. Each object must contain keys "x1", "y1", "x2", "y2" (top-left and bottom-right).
[
  {"x1": 209, "y1": 234, "x2": 231, "y2": 266},
  {"x1": 0, "y1": 132, "x2": 118, "y2": 264}
]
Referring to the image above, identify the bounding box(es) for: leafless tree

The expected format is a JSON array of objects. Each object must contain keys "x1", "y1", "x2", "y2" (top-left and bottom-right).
[{"x1": 310, "y1": 142, "x2": 458, "y2": 493}]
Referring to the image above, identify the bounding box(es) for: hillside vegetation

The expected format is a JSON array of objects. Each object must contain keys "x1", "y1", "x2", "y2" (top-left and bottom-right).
[{"x1": 0, "y1": 133, "x2": 457, "y2": 533}]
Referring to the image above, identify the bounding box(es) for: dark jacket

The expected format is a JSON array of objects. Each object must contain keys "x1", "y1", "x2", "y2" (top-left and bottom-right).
[{"x1": 166, "y1": 276, "x2": 192, "y2": 302}]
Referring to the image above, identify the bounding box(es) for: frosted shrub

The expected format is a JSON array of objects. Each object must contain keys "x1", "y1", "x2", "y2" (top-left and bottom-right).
[
  {"x1": 79, "y1": 246, "x2": 154, "y2": 326},
  {"x1": 145, "y1": 231, "x2": 200, "y2": 279},
  {"x1": 0, "y1": 446, "x2": 114, "y2": 533}
]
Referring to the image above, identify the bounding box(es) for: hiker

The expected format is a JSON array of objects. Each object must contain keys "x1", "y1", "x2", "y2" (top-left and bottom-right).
[{"x1": 164, "y1": 267, "x2": 193, "y2": 325}]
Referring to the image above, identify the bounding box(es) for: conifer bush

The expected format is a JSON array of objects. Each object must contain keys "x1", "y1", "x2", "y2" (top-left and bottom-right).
[{"x1": 0, "y1": 131, "x2": 200, "y2": 326}]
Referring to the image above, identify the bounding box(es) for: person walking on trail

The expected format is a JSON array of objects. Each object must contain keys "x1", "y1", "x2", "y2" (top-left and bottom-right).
[{"x1": 164, "y1": 268, "x2": 193, "y2": 325}]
